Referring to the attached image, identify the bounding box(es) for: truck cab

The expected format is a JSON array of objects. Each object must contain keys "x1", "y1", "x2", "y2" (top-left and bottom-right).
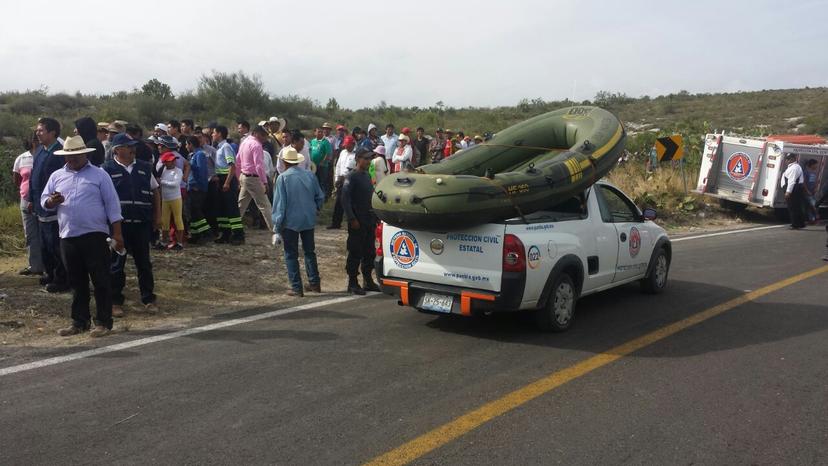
[{"x1": 375, "y1": 181, "x2": 671, "y2": 331}]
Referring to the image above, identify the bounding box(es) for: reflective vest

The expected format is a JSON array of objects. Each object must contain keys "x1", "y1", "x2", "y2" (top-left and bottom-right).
[{"x1": 103, "y1": 159, "x2": 154, "y2": 223}]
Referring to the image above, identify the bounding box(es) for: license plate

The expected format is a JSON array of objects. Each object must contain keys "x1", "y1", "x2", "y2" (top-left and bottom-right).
[{"x1": 421, "y1": 293, "x2": 453, "y2": 313}]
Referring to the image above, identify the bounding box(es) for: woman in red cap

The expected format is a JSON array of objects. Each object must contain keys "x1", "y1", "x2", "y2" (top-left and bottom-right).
[{"x1": 158, "y1": 152, "x2": 185, "y2": 250}]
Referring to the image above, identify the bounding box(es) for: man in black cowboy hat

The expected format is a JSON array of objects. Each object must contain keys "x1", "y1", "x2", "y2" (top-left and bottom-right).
[{"x1": 42, "y1": 135, "x2": 124, "y2": 338}]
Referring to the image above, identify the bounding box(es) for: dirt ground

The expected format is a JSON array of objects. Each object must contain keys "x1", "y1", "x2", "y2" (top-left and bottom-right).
[
  {"x1": 0, "y1": 207, "x2": 778, "y2": 352},
  {"x1": 0, "y1": 227, "x2": 352, "y2": 351}
]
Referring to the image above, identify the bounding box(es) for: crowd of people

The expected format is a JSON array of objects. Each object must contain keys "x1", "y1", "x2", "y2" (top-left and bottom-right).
[{"x1": 11, "y1": 115, "x2": 485, "y2": 338}]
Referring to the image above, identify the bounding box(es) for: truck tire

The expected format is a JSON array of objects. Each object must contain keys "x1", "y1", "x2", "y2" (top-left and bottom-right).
[
  {"x1": 640, "y1": 247, "x2": 669, "y2": 294},
  {"x1": 774, "y1": 208, "x2": 790, "y2": 223},
  {"x1": 535, "y1": 273, "x2": 577, "y2": 332},
  {"x1": 718, "y1": 198, "x2": 747, "y2": 213}
]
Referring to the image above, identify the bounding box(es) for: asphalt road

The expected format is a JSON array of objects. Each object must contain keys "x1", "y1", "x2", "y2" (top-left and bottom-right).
[{"x1": 2, "y1": 225, "x2": 827, "y2": 465}]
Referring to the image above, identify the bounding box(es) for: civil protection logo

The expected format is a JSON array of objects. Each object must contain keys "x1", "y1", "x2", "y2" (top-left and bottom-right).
[
  {"x1": 389, "y1": 231, "x2": 419, "y2": 269},
  {"x1": 527, "y1": 245, "x2": 541, "y2": 269},
  {"x1": 726, "y1": 152, "x2": 752, "y2": 182},
  {"x1": 629, "y1": 227, "x2": 641, "y2": 258}
]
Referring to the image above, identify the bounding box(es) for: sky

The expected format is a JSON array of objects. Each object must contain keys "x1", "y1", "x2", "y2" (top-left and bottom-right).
[{"x1": 1, "y1": 0, "x2": 826, "y2": 109}]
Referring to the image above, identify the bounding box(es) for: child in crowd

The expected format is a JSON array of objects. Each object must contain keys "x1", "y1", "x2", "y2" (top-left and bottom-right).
[{"x1": 159, "y1": 152, "x2": 185, "y2": 250}]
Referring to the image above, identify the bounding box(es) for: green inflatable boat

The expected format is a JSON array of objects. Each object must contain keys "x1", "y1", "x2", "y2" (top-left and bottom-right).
[{"x1": 372, "y1": 106, "x2": 625, "y2": 231}]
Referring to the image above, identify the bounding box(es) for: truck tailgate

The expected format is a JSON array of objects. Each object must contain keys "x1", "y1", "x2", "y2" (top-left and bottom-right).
[{"x1": 382, "y1": 224, "x2": 506, "y2": 292}]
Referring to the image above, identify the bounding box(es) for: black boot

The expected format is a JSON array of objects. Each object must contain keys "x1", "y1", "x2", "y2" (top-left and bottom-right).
[
  {"x1": 348, "y1": 278, "x2": 365, "y2": 295},
  {"x1": 362, "y1": 273, "x2": 381, "y2": 292}
]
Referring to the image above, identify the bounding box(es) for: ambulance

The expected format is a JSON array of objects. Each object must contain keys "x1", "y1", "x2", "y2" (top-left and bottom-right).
[{"x1": 695, "y1": 134, "x2": 828, "y2": 216}]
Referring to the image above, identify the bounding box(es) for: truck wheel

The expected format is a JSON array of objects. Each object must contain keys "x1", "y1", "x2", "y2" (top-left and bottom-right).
[
  {"x1": 640, "y1": 248, "x2": 669, "y2": 294},
  {"x1": 536, "y1": 274, "x2": 577, "y2": 332},
  {"x1": 718, "y1": 198, "x2": 747, "y2": 213}
]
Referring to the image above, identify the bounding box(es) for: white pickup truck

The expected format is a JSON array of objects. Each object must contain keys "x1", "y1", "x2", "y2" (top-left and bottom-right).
[{"x1": 375, "y1": 181, "x2": 671, "y2": 331}]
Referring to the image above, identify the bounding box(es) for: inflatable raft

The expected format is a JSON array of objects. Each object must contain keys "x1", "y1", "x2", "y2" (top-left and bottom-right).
[{"x1": 372, "y1": 106, "x2": 626, "y2": 231}]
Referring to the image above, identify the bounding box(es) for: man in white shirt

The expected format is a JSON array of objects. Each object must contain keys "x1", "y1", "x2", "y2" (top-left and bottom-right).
[
  {"x1": 780, "y1": 153, "x2": 806, "y2": 229},
  {"x1": 380, "y1": 124, "x2": 398, "y2": 173},
  {"x1": 277, "y1": 130, "x2": 313, "y2": 174}
]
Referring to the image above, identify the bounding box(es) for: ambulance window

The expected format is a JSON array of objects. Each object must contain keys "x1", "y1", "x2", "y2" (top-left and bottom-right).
[{"x1": 596, "y1": 185, "x2": 640, "y2": 223}]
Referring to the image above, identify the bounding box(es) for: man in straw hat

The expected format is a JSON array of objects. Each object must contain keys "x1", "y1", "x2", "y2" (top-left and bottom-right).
[
  {"x1": 42, "y1": 135, "x2": 124, "y2": 337},
  {"x1": 271, "y1": 147, "x2": 324, "y2": 297}
]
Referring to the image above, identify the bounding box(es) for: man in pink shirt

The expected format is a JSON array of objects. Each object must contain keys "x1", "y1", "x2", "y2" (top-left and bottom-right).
[{"x1": 236, "y1": 125, "x2": 274, "y2": 232}]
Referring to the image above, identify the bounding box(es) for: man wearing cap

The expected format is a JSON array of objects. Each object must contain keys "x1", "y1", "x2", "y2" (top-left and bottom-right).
[
  {"x1": 235, "y1": 125, "x2": 274, "y2": 233},
  {"x1": 328, "y1": 135, "x2": 357, "y2": 229},
  {"x1": 97, "y1": 122, "x2": 110, "y2": 151},
  {"x1": 429, "y1": 128, "x2": 446, "y2": 163},
  {"x1": 105, "y1": 121, "x2": 127, "y2": 161},
  {"x1": 29, "y1": 117, "x2": 69, "y2": 293},
  {"x1": 271, "y1": 147, "x2": 324, "y2": 297},
  {"x1": 341, "y1": 147, "x2": 381, "y2": 295},
  {"x1": 103, "y1": 134, "x2": 160, "y2": 316},
  {"x1": 380, "y1": 124, "x2": 399, "y2": 174},
  {"x1": 153, "y1": 123, "x2": 169, "y2": 138},
  {"x1": 211, "y1": 125, "x2": 244, "y2": 244},
  {"x1": 309, "y1": 127, "x2": 333, "y2": 194},
  {"x1": 42, "y1": 135, "x2": 123, "y2": 337}
]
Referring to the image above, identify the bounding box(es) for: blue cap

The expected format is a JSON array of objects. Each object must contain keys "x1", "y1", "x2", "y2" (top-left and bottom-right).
[{"x1": 111, "y1": 133, "x2": 138, "y2": 149}]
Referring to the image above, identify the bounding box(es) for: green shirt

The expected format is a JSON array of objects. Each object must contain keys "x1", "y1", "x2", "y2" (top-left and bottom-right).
[{"x1": 309, "y1": 138, "x2": 332, "y2": 167}]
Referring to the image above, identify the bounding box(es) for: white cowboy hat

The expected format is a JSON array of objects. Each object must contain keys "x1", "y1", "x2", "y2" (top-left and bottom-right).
[
  {"x1": 281, "y1": 147, "x2": 305, "y2": 164},
  {"x1": 54, "y1": 135, "x2": 95, "y2": 156},
  {"x1": 268, "y1": 116, "x2": 287, "y2": 132}
]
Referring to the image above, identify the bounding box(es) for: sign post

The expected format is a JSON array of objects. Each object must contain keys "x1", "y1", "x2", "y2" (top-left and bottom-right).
[{"x1": 655, "y1": 135, "x2": 687, "y2": 193}]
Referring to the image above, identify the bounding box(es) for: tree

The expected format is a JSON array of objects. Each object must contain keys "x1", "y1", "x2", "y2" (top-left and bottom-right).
[
  {"x1": 196, "y1": 71, "x2": 270, "y2": 119},
  {"x1": 325, "y1": 97, "x2": 340, "y2": 113},
  {"x1": 141, "y1": 79, "x2": 173, "y2": 100}
]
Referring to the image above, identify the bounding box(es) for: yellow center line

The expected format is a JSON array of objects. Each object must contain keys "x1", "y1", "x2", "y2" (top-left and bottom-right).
[{"x1": 365, "y1": 264, "x2": 828, "y2": 466}]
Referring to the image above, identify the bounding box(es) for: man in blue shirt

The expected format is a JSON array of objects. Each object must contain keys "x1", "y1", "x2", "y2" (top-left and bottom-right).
[
  {"x1": 271, "y1": 147, "x2": 324, "y2": 297},
  {"x1": 29, "y1": 117, "x2": 69, "y2": 293},
  {"x1": 185, "y1": 135, "x2": 213, "y2": 243},
  {"x1": 43, "y1": 136, "x2": 123, "y2": 338}
]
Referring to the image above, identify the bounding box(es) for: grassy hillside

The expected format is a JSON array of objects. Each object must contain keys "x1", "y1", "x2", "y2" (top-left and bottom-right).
[{"x1": 1, "y1": 78, "x2": 826, "y2": 253}]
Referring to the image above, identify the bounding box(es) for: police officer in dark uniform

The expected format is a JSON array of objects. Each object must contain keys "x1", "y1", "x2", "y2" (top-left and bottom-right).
[
  {"x1": 340, "y1": 147, "x2": 381, "y2": 295},
  {"x1": 103, "y1": 133, "x2": 160, "y2": 315}
]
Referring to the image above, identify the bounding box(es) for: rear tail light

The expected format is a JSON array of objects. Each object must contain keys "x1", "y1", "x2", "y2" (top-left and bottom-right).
[
  {"x1": 375, "y1": 222, "x2": 384, "y2": 257},
  {"x1": 762, "y1": 189, "x2": 768, "y2": 197},
  {"x1": 502, "y1": 234, "x2": 526, "y2": 273}
]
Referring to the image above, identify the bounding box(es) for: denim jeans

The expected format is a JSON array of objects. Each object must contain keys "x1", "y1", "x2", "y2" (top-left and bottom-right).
[
  {"x1": 282, "y1": 228, "x2": 320, "y2": 291},
  {"x1": 20, "y1": 198, "x2": 44, "y2": 273}
]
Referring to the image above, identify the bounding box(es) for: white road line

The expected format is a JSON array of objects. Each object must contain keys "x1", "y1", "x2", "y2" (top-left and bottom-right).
[
  {"x1": 672, "y1": 224, "x2": 786, "y2": 242},
  {"x1": 0, "y1": 294, "x2": 365, "y2": 378}
]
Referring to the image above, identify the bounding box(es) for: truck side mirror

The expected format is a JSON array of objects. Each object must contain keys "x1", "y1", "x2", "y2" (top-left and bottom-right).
[{"x1": 642, "y1": 208, "x2": 657, "y2": 221}]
